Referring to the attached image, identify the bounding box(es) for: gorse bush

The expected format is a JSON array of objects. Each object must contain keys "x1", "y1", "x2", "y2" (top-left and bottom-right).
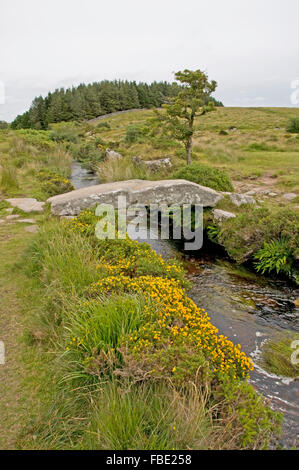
[
  {"x1": 173, "y1": 163, "x2": 234, "y2": 192},
  {"x1": 37, "y1": 169, "x2": 74, "y2": 197},
  {"x1": 286, "y1": 117, "x2": 299, "y2": 133}
]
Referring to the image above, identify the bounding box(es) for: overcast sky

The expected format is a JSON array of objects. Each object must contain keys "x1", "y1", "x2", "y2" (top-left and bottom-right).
[{"x1": 1, "y1": 0, "x2": 299, "y2": 121}]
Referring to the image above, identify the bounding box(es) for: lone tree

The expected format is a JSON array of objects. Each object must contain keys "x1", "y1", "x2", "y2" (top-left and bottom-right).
[{"x1": 161, "y1": 69, "x2": 217, "y2": 165}]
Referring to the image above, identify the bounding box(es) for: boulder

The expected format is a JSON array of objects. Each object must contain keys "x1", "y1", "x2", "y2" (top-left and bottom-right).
[
  {"x1": 283, "y1": 192, "x2": 297, "y2": 201},
  {"x1": 224, "y1": 192, "x2": 256, "y2": 207},
  {"x1": 105, "y1": 149, "x2": 123, "y2": 160},
  {"x1": 6, "y1": 198, "x2": 45, "y2": 213},
  {"x1": 212, "y1": 209, "x2": 236, "y2": 222},
  {"x1": 133, "y1": 157, "x2": 172, "y2": 172},
  {"x1": 47, "y1": 179, "x2": 223, "y2": 216}
]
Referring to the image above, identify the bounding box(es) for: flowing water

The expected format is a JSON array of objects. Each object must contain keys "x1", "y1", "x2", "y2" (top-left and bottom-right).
[
  {"x1": 70, "y1": 161, "x2": 99, "y2": 189},
  {"x1": 72, "y1": 162, "x2": 299, "y2": 448}
]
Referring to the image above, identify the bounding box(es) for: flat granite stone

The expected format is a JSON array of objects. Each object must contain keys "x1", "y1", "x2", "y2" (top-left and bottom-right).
[
  {"x1": 6, "y1": 198, "x2": 45, "y2": 213},
  {"x1": 283, "y1": 193, "x2": 297, "y2": 201},
  {"x1": 6, "y1": 214, "x2": 20, "y2": 220},
  {"x1": 17, "y1": 219, "x2": 36, "y2": 224},
  {"x1": 47, "y1": 179, "x2": 224, "y2": 216},
  {"x1": 212, "y1": 209, "x2": 236, "y2": 221}
]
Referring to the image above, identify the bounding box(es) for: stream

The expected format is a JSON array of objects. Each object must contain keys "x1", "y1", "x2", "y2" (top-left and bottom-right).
[
  {"x1": 71, "y1": 161, "x2": 299, "y2": 449},
  {"x1": 70, "y1": 161, "x2": 99, "y2": 189}
]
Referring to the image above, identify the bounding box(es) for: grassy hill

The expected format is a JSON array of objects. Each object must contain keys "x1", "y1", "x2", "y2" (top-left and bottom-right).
[{"x1": 88, "y1": 106, "x2": 299, "y2": 194}]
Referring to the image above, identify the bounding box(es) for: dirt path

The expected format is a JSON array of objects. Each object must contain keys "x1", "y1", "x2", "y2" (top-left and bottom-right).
[
  {"x1": 0, "y1": 221, "x2": 32, "y2": 449},
  {"x1": 87, "y1": 108, "x2": 145, "y2": 123}
]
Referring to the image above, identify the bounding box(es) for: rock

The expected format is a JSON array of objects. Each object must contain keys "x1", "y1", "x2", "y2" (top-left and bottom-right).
[
  {"x1": 225, "y1": 193, "x2": 256, "y2": 207},
  {"x1": 17, "y1": 218, "x2": 36, "y2": 224},
  {"x1": 24, "y1": 225, "x2": 38, "y2": 233},
  {"x1": 5, "y1": 208, "x2": 13, "y2": 214},
  {"x1": 47, "y1": 179, "x2": 224, "y2": 216},
  {"x1": 268, "y1": 192, "x2": 278, "y2": 197},
  {"x1": 283, "y1": 192, "x2": 297, "y2": 201},
  {"x1": 105, "y1": 149, "x2": 123, "y2": 160},
  {"x1": 6, "y1": 214, "x2": 20, "y2": 220},
  {"x1": 145, "y1": 158, "x2": 172, "y2": 172},
  {"x1": 0, "y1": 219, "x2": 5, "y2": 224},
  {"x1": 132, "y1": 156, "x2": 172, "y2": 172},
  {"x1": 245, "y1": 189, "x2": 259, "y2": 196},
  {"x1": 6, "y1": 198, "x2": 45, "y2": 213},
  {"x1": 212, "y1": 209, "x2": 236, "y2": 222}
]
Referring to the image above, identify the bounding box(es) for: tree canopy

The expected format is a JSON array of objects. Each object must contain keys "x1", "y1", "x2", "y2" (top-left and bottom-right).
[
  {"x1": 160, "y1": 69, "x2": 218, "y2": 164},
  {"x1": 11, "y1": 79, "x2": 223, "y2": 130}
]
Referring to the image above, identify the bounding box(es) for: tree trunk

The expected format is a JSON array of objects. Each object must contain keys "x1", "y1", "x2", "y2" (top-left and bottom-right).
[
  {"x1": 186, "y1": 136, "x2": 192, "y2": 165},
  {"x1": 186, "y1": 113, "x2": 194, "y2": 165}
]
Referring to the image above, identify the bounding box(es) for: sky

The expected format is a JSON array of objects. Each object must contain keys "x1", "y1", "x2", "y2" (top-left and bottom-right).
[{"x1": 1, "y1": 0, "x2": 299, "y2": 122}]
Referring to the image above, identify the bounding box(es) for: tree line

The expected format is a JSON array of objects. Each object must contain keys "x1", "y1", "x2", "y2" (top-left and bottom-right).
[{"x1": 11, "y1": 79, "x2": 223, "y2": 129}]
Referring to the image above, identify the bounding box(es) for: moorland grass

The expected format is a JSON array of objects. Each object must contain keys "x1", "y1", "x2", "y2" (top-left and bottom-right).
[
  {"x1": 14, "y1": 209, "x2": 281, "y2": 449},
  {"x1": 260, "y1": 333, "x2": 299, "y2": 378}
]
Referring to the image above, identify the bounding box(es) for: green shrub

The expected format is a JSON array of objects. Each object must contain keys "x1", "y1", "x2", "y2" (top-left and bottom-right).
[
  {"x1": 49, "y1": 122, "x2": 79, "y2": 143},
  {"x1": 15, "y1": 129, "x2": 54, "y2": 150},
  {"x1": 254, "y1": 239, "x2": 293, "y2": 275},
  {"x1": 0, "y1": 120, "x2": 8, "y2": 129},
  {"x1": 173, "y1": 163, "x2": 234, "y2": 192},
  {"x1": 96, "y1": 121, "x2": 110, "y2": 130},
  {"x1": 218, "y1": 206, "x2": 299, "y2": 280},
  {"x1": 246, "y1": 142, "x2": 281, "y2": 152},
  {"x1": 125, "y1": 124, "x2": 149, "y2": 143},
  {"x1": 219, "y1": 130, "x2": 228, "y2": 136},
  {"x1": 286, "y1": 117, "x2": 299, "y2": 133},
  {"x1": 72, "y1": 142, "x2": 105, "y2": 170},
  {"x1": 214, "y1": 378, "x2": 282, "y2": 449}
]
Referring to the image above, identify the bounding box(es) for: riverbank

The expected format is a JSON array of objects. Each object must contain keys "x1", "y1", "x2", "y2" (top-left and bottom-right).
[{"x1": 0, "y1": 110, "x2": 298, "y2": 449}]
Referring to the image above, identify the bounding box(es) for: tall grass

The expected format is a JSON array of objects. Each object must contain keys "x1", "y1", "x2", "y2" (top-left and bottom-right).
[
  {"x1": 97, "y1": 156, "x2": 149, "y2": 183},
  {"x1": 80, "y1": 381, "x2": 211, "y2": 450},
  {"x1": 0, "y1": 165, "x2": 19, "y2": 192}
]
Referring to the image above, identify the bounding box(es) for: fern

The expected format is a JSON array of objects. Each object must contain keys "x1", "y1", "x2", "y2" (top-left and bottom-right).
[{"x1": 254, "y1": 239, "x2": 293, "y2": 275}]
